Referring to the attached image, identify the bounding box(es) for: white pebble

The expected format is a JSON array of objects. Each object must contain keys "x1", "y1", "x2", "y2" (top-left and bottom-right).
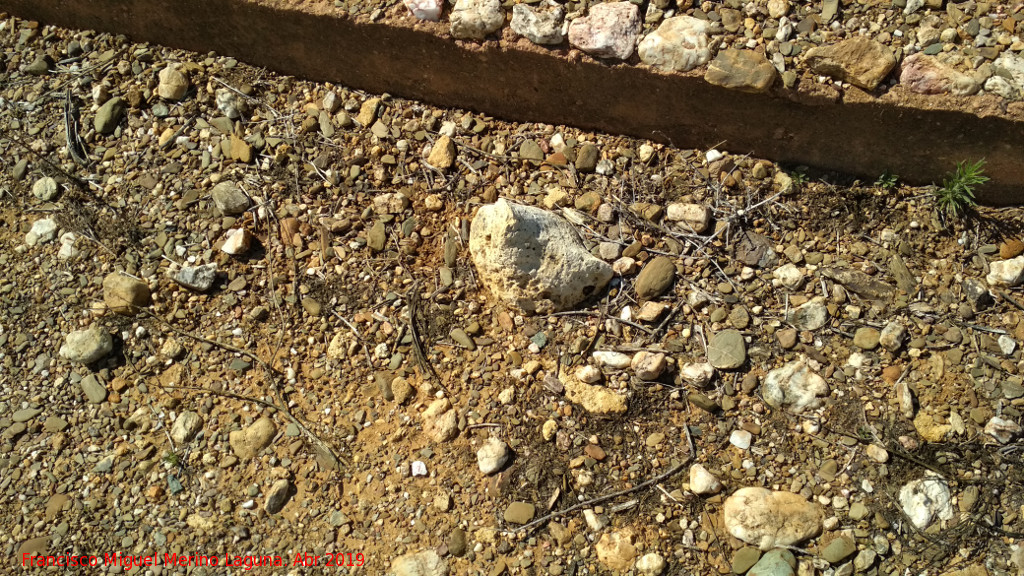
[
  {"x1": 476, "y1": 438, "x2": 511, "y2": 475},
  {"x1": 576, "y1": 365, "x2": 603, "y2": 383},
  {"x1": 999, "y1": 335, "x2": 1017, "y2": 355},
  {"x1": 593, "y1": 350, "x2": 632, "y2": 369},
  {"x1": 689, "y1": 463, "x2": 723, "y2": 495},
  {"x1": 729, "y1": 430, "x2": 752, "y2": 450}
]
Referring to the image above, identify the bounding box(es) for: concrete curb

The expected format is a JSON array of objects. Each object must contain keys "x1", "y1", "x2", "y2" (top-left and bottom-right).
[{"x1": 4, "y1": 0, "x2": 1024, "y2": 203}]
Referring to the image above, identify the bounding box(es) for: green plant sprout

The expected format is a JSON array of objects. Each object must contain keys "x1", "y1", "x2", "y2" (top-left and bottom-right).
[
  {"x1": 934, "y1": 159, "x2": 987, "y2": 218},
  {"x1": 163, "y1": 450, "x2": 181, "y2": 468},
  {"x1": 875, "y1": 170, "x2": 898, "y2": 190}
]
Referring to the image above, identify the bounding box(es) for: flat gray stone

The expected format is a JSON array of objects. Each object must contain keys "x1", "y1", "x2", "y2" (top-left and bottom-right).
[
  {"x1": 173, "y1": 263, "x2": 218, "y2": 292},
  {"x1": 821, "y1": 536, "x2": 856, "y2": 565},
  {"x1": 853, "y1": 327, "x2": 880, "y2": 350},
  {"x1": 80, "y1": 374, "x2": 108, "y2": 404},
  {"x1": 367, "y1": 221, "x2": 386, "y2": 252},
  {"x1": 23, "y1": 54, "x2": 53, "y2": 75},
  {"x1": 94, "y1": 97, "x2": 126, "y2": 134},
  {"x1": 450, "y1": 328, "x2": 476, "y2": 350},
  {"x1": 504, "y1": 501, "x2": 536, "y2": 524},
  {"x1": 211, "y1": 182, "x2": 250, "y2": 215},
  {"x1": 748, "y1": 549, "x2": 796, "y2": 576},
  {"x1": 889, "y1": 255, "x2": 917, "y2": 292},
  {"x1": 707, "y1": 329, "x2": 746, "y2": 370},
  {"x1": 788, "y1": 298, "x2": 829, "y2": 331},
  {"x1": 44, "y1": 416, "x2": 69, "y2": 432},
  {"x1": 13, "y1": 408, "x2": 43, "y2": 423}
]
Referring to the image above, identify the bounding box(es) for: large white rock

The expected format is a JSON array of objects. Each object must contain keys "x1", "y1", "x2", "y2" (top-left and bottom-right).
[
  {"x1": 898, "y1": 474, "x2": 953, "y2": 530},
  {"x1": 631, "y1": 351, "x2": 666, "y2": 381},
  {"x1": 403, "y1": 0, "x2": 442, "y2": 21},
  {"x1": 511, "y1": 3, "x2": 564, "y2": 45},
  {"x1": 679, "y1": 362, "x2": 715, "y2": 388},
  {"x1": 476, "y1": 437, "x2": 510, "y2": 474},
  {"x1": 762, "y1": 358, "x2": 829, "y2": 412},
  {"x1": 993, "y1": 52, "x2": 1024, "y2": 95},
  {"x1": 220, "y1": 228, "x2": 252, "y2": 255},
  {"x1": 987, "y1": 256, "x2": 1024, "y2": 287},
  {"x1": 450, "y1": 0, "x2": 504, "y2": 40},
  {"x1": 879, "y1": 321, "x2": 907, "y2": 352},
  {"x1": 422, "y1": 399, "x2": 458, "y2": 442},
  {"x1": 900, "y1": 53, "x2": 979, "y2": 96},
  {"x1": 724, "y1": 487, "x2": 823, "y2": 550},
  {"x1": 469, "y1": 199, "x2": 613, "y2": 313},
  {"x1": 595, "y1": 531, "x2": 637, "y2": 571},
  {"x1": 635, "y1": 553, "x2": 667, "y2": 575},
  {"x1": 26, "y1": 218, "x2": 58, "y2": 246},
  {"x1": 567, "y1": 2, "x2": 642, "y2": 60},
  {"x1": 157, "y1": 65, "x2": 189, "y2": 101},
  {"x1": 389, "y1": 550, "x2": 449, "y2": 576},
  {"x1": 985, "y1": 416, "x2": 1022, "y2": 444},
  {"x1": 638, "y1": 16, "x2": 713, "y2": 73},
  {"x1": 58, "y1": 232, "x2": 80, "y2": 261},
  {"x1": 593, "y1": 350, "x2": 632, "y2": 369},
  {"x1": 772, "y1": 263, "x2": 805, "y2": 290},
  {"x1": 170, "y1": 411, "x2": 203, "y2": 444},
  {"x1": 665, "y1": 202, "x2": 712, "y2": 233},
  {"x1": 986, "y1": 75, "x2": 1018, "y2": 99},
  {"x1": 60, "y1": 327, "x2": 114, "y2": 364}
]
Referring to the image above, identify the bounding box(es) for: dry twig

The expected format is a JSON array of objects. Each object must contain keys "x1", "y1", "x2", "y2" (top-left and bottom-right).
[{"x1": 508, "y1": 458, "x2": 691, "y2": 534}]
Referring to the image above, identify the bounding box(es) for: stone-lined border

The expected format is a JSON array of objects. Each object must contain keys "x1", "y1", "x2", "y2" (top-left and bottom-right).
[{"x1": 4, "y1": 0, "x2": 1024, "y2": 204}]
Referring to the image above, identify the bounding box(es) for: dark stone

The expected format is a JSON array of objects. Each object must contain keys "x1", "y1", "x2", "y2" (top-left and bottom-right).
[{"x1": 963, "y1": 277, "x2": 992, "y2": 309}]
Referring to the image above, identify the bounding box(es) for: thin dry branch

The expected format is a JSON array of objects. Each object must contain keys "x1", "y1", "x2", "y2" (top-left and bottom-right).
[{"x1": 508, "y1": 458, "x2": 691, "y2": 534}]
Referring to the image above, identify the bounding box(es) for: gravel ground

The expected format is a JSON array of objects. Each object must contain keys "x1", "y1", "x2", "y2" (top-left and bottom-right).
[{"x1": 3, "y1": 13, "x2": 1024, "y2": 576}]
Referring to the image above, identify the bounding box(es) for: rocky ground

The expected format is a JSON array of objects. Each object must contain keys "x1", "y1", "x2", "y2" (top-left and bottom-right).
[
  {"x1": 4, "y1": 11, "x2": 1024, "y2": 576},
  {"x1": 312, "y1": 0, "x2": 1024, "y2": 102}
]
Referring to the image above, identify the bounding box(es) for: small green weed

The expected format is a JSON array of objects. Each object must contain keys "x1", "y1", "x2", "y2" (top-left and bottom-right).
[
  {"x1": 163, "y1": 450, "x2": 181, "y2": 468},
  {"x1": 875, "y1": 171, "x2": 898, "y2": 190},
  {"x1": 790, "y1": 169, "x2": 808, "y2": 187},
  {"x1": 934, "y1": 159, "x2": 987, "y2": 218}
]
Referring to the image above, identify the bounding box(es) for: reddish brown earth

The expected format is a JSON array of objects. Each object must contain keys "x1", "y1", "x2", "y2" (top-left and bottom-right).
[{"x1": 4, "y1": 0, "x2": 1024, "y2": 204}]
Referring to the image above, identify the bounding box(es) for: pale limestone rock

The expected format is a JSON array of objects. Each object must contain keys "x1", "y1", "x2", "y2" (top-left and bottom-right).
[
  {"x1": 638, "y1": 16, "x2": 713, "y2": 73},
  {"x1": 469, "y1": 199, "x2": 612, "y2": 313},
  {"x1": 723, "y1": 487, "x2": 823, "y2": 550}
]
